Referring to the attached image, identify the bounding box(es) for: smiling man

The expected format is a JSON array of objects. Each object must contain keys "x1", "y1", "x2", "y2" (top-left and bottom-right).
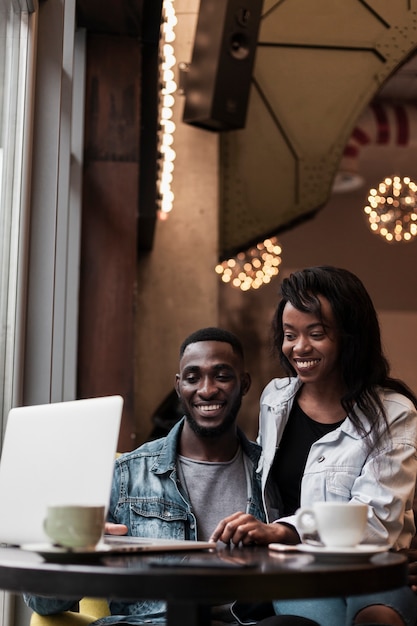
[
  {"x1": 171, "y1": 328, "x2": 257, "y2": 545},
  {"x1": 108, "y1": 327, "x2": 265, "y2": 553},
  {"x1": 25, "y1": 327, "x2": 267, "y2": 626},
  {"x1": 177, "y1": 328, "x2": 250, "y2": 440}
]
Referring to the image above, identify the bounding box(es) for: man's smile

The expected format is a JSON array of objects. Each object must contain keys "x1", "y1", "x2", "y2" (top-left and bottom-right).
[{"x1": 194, "y1": 402, "x2": 225, "y2": 413}]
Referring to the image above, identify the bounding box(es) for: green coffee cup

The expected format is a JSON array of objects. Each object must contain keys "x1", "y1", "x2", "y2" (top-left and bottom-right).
[{"x1": 44, "y1": 504, "x2": 105, "y2": 549}]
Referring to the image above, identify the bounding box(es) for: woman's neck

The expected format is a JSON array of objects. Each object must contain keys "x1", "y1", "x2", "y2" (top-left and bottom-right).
[{"x1": 297, "y1": 382, "x2": 347, "y2": 424}]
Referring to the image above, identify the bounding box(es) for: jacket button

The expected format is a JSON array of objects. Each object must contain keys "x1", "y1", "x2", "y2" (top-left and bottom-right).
[{"x1": 317, "y1": 456, "x2": 325, "y2": 463}]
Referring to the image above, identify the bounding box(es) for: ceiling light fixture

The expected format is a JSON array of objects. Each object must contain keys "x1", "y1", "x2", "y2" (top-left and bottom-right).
[
  {"x1": 157, "y1": 0, "x2": 177, "y2": 220},
  {"x1": 215, "y1": 237, "x2": 283, "y2": 291},
  {"x1": 364, "y1": 175, "x2": 417, "y2": 243}
]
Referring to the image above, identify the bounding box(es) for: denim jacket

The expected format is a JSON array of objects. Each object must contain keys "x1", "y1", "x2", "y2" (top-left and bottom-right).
[
  {"x1": 25, "y1": 418, "x2": 265, "y2": 625},
  {"x1": 258, "y1": 377, "x2": 417, "y2": 549}
]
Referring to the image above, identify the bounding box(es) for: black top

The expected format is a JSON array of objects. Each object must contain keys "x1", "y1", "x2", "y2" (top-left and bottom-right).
[{"x1": 270, "y1": 400, "x2": 344, "y2": 516}]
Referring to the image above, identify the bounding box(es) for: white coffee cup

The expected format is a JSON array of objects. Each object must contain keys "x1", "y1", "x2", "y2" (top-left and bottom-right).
[
  {"x1": 296, "y1": 502, "x2": 369, "y2": 548},
  {"x1": 44, "y1": 504, "x2": 105, "y2": 549}
]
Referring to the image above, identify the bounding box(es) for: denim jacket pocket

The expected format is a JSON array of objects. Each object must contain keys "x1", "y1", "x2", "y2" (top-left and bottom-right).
[
  {"x1": 325, "y1": 469, "x2": 358, "y2": 499},
  {"x1": 129, "y1": 498, "x2": 189, "y2": 539}
]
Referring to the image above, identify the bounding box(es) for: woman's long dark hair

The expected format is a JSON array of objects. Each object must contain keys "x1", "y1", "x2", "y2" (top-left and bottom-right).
[{"x1": 272, "y1": 266, "x2": 417, "y2": 440}]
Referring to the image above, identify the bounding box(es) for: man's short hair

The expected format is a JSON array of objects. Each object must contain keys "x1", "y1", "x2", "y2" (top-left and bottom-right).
[{"x1": 179, "y1": 327, "x2": 244, "y2": 360}]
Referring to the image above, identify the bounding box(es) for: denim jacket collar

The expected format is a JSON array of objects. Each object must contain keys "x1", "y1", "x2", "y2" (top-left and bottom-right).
[{"x1": 152, "y1": 417, "x2": 262, "y2": 473}]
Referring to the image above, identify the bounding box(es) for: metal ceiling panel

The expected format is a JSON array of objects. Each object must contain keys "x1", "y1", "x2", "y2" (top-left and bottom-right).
[{"x1": 219, "y1": 0, "x2": 417, "y2": 257}]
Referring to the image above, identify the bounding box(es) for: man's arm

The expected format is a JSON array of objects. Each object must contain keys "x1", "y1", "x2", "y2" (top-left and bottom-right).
[
  {"x1": 209, "y1": 511, "x2": 300, "y2": 546},
  {"x1": 23, "y1": 595, "x2": 77, "y2": 615}
]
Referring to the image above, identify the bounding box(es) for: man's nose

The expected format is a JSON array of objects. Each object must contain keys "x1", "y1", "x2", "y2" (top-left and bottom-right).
[{"x1": 198, "y1": 377, "x2": 217, "y2": 396}]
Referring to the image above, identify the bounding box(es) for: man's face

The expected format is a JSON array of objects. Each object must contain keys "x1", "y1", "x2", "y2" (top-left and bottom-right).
[{"x1": 175, "y1": 340, "x2": 250, "y2": 438}]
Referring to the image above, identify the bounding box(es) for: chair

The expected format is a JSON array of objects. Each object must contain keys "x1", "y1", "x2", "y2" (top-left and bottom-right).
[{"x1": 30, "y1": 597, "x2": 110, "y2": 626}]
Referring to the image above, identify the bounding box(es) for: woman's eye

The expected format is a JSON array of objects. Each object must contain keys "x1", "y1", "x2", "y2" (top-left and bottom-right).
[{"x1": 284, "y1": 333, "x2": 295, "y2": 341}]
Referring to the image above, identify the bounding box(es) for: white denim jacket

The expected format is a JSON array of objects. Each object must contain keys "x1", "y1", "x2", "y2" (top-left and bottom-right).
[{"x1": 257, "y1": 377, "x2": 417, "y2": 549}]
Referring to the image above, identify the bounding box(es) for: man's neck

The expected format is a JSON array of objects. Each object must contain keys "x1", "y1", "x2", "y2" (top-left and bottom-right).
[{"x1": 179, "y1": 424, "x2": 240, "y2": 462}]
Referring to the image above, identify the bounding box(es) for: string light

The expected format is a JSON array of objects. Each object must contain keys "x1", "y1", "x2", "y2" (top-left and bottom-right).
[
  {"x1": 364, "y1": 176, "x2": 417, "y2": 243},
  {"x1": 157, "y1": 0, "x2": 177, "y2": 219},
  {"x1": 215, "y1": 237, "x2": 283, "y2": 291}
]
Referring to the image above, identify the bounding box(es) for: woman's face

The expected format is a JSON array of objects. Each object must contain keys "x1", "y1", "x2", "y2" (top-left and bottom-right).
[{"x1": 281, "y1": 296, "x2": 341, "y2": 385}]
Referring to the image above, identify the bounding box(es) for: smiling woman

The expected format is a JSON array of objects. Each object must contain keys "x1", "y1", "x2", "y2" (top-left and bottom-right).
[{"x1": 210, "y1": 266, "x2": 417, "y2": 626}]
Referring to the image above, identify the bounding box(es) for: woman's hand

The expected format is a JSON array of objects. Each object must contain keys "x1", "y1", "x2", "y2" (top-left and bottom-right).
[
  {"x1": 104, "y1": 522, "x2": 128, "y2": 535},
  {"x1": 209, "y1": 511, "x2": 300, "y2": 546}
]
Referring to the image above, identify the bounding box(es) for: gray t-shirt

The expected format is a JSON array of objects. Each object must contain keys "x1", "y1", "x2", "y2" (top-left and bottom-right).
[{"x1": 177, "y1": 445, "x2": 249, "y2": 542}]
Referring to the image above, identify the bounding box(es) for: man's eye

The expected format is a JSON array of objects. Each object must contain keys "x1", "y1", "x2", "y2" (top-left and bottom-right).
[
  {"x1": 185, "y1": 375, "x2": 198, "y2": 384},
  {"x1": 217, "y1": 374, "x2": 232, "y2": 381}
]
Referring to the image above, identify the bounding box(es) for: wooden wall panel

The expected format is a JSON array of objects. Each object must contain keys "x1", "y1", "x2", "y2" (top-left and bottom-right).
[{"x1": 77, "y1": 34, "x2": 139, "y2": 452}]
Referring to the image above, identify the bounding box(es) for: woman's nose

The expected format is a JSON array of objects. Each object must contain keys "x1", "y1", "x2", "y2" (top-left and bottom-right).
[{"x1": 293, "y1": 335, "x2": 312, "y2": 353}]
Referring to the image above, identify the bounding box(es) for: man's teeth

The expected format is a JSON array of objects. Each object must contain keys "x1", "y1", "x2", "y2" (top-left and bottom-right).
[{"x1": 199, "y1": 404, "x2": 222, "y2": 411}]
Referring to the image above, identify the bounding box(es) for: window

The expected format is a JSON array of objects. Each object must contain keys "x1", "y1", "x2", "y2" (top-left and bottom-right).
[
  {"x1": 0, "y1": 0, "x2": 36, "y2": 434},
  {"x1": 0, "y1": 4, "x2": 37, "y2": 623}
]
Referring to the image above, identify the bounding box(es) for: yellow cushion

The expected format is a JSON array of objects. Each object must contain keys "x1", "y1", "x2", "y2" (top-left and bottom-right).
[
  {"x1": 30, "y1": 612, "x2": 99, "y2": 626},
  {"x1": 30, "y1": 598, "x2": 110, "y2": 626},
  {"x1": 79, "y1": 598, "x2": 110, "y2": 619}
]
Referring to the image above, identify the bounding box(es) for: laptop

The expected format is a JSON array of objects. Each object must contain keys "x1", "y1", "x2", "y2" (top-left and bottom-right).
[
  {"x1": 102, "y1": 535, "x2": 214, "y2": 553},
  {"x1": 0, "y1": 395, "x2": 123, "y2": 547},
  {"x1": 0, "y1": 396, "x2": 213, "y2": 554}
]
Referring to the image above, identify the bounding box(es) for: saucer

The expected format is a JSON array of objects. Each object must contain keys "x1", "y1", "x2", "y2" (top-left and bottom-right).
[
  {"x1": 297, "y1": 543, "x2": 390, "y2": 563},
  {"x1": 21, "y1": 542, "x2": 113, "y2": 563}
]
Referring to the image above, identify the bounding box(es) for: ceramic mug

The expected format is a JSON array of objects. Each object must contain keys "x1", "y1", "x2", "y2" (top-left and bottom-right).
[
  {"x1": 44, "y1": 504, "x2": 105, "y2": 549},
  {"x1": 296, "y1": 502, "x2": 369, "y2": 548}
]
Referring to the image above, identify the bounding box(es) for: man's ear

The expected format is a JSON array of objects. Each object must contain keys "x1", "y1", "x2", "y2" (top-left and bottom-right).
[
  {"x1": 241, "y1": 372, "x2": 251, "y2": 396},
  {"x1": 175, "y1": 374, "x2": 181, "y2": 398}
]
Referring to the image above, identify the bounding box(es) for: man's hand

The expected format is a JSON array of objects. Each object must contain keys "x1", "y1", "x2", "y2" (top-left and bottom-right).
[
  {"x1": 209, "y1": 512, "x2": 300, "y2": 546},
  {"x1": 105, "y1": 522, "x2": 128, "y2": 535}
]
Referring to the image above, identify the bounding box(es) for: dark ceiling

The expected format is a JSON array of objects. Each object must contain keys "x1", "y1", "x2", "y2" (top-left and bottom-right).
[{"x1": 76, "y1": 0, "x2": 145, "y2": 37}]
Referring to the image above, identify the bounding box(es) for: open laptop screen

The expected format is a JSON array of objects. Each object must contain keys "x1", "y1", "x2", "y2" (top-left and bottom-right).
[{"x1": 0, "y1": 395, "x2": 123, "y2": 546}]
